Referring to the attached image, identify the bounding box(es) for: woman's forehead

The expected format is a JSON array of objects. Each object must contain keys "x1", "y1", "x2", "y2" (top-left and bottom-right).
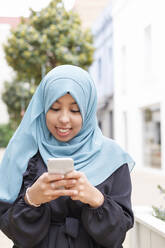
[{"x1": 52, "y1": 94, "x2": 78, "y2": 105}]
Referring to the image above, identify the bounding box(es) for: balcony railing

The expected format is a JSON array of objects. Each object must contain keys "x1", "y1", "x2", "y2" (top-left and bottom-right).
[{"x1": 126, "y1": 206, "x2": 165, "y2": 248}]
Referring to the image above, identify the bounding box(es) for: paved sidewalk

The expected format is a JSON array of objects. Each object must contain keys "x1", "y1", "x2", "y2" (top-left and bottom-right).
[{"x1": 0, "y1": 231, "x2": 13, "y2": 247}]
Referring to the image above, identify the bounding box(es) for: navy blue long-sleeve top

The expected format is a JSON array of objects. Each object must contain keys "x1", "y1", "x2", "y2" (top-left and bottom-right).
[{"x1": 0, "y1": 152, "x2": 134, "y2": 248}]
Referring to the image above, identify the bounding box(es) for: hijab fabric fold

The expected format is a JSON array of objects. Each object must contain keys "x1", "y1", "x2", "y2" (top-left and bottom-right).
[{"x1": 0, "y1": 65, "x2": 135, "y2": 203}]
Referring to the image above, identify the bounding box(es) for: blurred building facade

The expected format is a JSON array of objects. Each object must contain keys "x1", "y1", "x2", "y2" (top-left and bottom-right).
[
  {"x1": 90, "y1": 2, "x2": 165, "y2": 246},
  {"x1": 89, "y1": 0, "x2": 165, "y2": 209},
  {"x1": 89, "y1": 4, "x2": 114, "y2": 138},
  {"x1": 111, "y1": 0, "x2": 165, "y2": 172},
  {"x1": 73, "y1": 0, "x2": 113, "y2": 138},
  {"x1": 0, "y1": 17, "x2": 20, "y2": 124},
  {"x1": 91, "y1": 0, "x2": 165, "y2": 172},
  {"x1": 73, "y1": 0, "x2": 110, "y2": 29}
]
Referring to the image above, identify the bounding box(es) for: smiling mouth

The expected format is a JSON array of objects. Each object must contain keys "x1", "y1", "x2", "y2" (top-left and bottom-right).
[{"x1": 56, "y1": 127, "x2": 72, "y2": 137}]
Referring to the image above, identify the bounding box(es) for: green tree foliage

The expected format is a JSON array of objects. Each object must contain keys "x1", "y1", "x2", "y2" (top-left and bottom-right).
[
  {"x1": 0, "y1": 123, "x2": 15, "y2": 147},
  {"x1": 2, "y1": 80, "x2": 33, "y2": 128},
  {"x1": 4, "y1": 0, "x2": 94, "y2": 85},
  {"x1": 152, "y1": 185, "x2": 165, "y2": 222},
  {"x1": 3, "y1": 0, "x2": 94, "y2": 128}
]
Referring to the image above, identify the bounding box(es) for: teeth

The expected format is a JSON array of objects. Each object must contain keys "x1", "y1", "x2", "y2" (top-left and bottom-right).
[{"x1": 58, "y1": 128, "x2": 70, "y2": 133}]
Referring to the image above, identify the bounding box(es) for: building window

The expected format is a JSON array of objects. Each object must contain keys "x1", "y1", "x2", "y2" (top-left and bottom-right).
[
  {"x1": 123, "y1": 111, "x2": 128, "y2": 150},
  {"x1": 121, "y1": 45, "x2": 127, "y2": 94},
  {"x1": 109, "y1": 110, "x2": 114, "y2": 139},
  {"x1": 144, "y1": 25, "x2": 152, "y2": 74},
  {"x1": 142, "y1": 105, "x2": 161, "y2": 168},
  {"x1": 98, "y1": 120, "x2": 102, "y2": 130},
  {"x1": 98, "y1": 58, "x2": 102, "y2": 81},
  {"x1": 108, "y1": 47, "x2": 113, "y2": 87}
]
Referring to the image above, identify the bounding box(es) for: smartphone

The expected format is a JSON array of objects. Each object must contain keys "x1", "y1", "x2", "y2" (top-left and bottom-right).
[{"x1": 47, "y1": 157, "x2": 74, "y2": 175}]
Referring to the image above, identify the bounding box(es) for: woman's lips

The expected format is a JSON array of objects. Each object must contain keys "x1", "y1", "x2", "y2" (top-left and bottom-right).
[{"x1": 56, "y1": 127, "x2": 72, "y2": 137}]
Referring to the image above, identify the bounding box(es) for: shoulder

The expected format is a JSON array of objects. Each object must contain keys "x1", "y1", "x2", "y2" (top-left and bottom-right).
[
  {"x1": 102, "y1": 136, "x2": 135, "y2": 171},
  {"x1": 97, "y1": 163, "x2": 130, "y2": 189},
  {"x1": 103, "y1": 136, "x2": 124, "y2": 151},
  {"x1": 113, "y1": 163, "x2": 130, "y2": 178}
]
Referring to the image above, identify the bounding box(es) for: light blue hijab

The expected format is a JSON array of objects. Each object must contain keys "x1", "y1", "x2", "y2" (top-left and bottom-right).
[{"x1": 0, "y1": 65, "x2": 135, "y2": 203}]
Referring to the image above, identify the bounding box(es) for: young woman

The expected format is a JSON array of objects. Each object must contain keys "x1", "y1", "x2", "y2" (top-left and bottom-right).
[{"x1": 0, "y1": 65, "x2": 135, "y2": 248}]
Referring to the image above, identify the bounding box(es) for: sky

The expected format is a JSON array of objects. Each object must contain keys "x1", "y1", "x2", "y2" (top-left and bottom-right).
[{"x1": 0, "y1": 0, "x2": 76, "y2": 17}]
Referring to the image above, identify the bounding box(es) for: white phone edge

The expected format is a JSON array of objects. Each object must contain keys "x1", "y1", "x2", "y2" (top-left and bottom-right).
[{"x1": 47, "y1": 157, "x2": 74, "y2": 174}]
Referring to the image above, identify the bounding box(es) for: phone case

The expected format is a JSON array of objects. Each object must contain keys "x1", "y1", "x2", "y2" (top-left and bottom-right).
[{"x1": 47, "y1": 158, "x2": 74, "y2": 174}]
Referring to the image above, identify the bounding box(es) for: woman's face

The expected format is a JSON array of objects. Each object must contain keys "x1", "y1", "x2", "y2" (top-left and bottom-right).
[{"x1": 46, "y1": 94, "x2": 82, "y2": 142}]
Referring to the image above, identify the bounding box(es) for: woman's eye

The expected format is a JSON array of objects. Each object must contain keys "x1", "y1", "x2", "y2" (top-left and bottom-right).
[
  {"x1": 50, "y1": 107, "x2": 59, "y2": 111},
  {"x1": 50, "y1": 107, "x2": 80, "y2": 113},
  {"x1": 71, "y1": 110, "x2": 80, "y2": 113}
]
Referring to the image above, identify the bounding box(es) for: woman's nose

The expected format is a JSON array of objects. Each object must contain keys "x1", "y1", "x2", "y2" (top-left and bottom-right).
[{"x1": 58, "y1": 111, "x2": 70, "y2": 124}]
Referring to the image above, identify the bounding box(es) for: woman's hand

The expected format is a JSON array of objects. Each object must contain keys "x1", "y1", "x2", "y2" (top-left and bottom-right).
[
  {"x1": 65, "y1": 171, "x2": 104, "y2": 208},
  {"x1": 24, "y1": 172, "x2": 78, "y2": 206}
]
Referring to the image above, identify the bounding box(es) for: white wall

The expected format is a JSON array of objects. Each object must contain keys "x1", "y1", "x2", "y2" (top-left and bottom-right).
[
  {"x1": 112, "y1": 0, "x2": 165, "y2": 170},
  {"x1": 89, "y1": 4, "x2": 115, "y2": 138},
  {"x1": 90, "y1": 4, "x2": 113, "y2": 105}
]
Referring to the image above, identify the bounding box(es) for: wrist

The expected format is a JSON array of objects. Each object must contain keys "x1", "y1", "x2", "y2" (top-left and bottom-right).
[
  {"x1": 25, "y1": 187, "x2": 41, "y2": 207},
  {"x1": 89, "y1": 190, "x2": 104, "y2": 208}
]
